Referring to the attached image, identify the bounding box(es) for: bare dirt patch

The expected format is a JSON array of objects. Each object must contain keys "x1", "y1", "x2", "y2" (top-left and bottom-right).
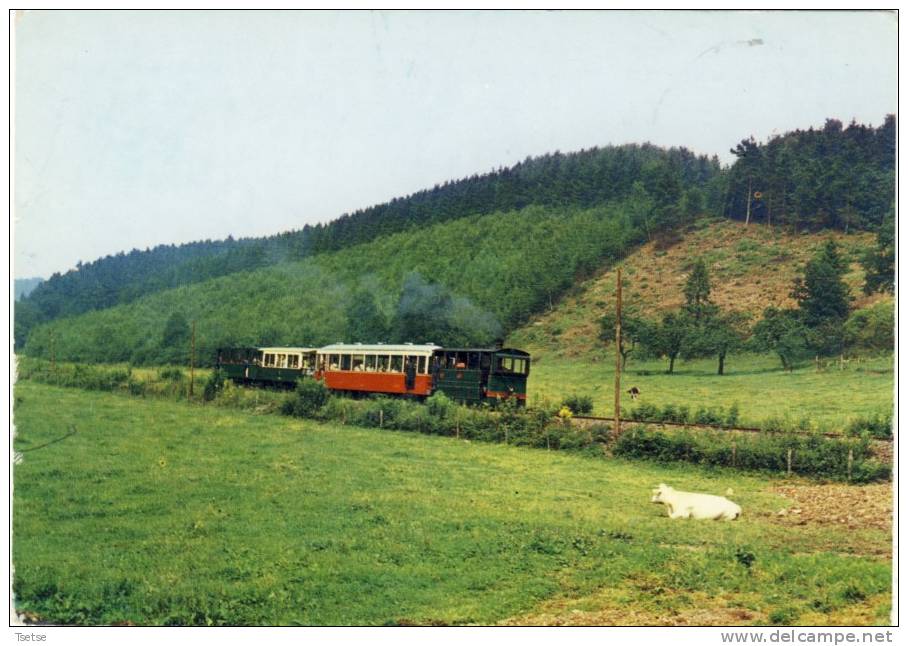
[
  {"x1": 500, "y1": 588, "x2": 766, "y2": 626},
  {"x1": 768, "y1": 482, "x2": 893, "y2": 533}
]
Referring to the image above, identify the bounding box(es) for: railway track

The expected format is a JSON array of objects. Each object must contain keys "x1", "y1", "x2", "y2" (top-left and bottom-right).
[{"x1": 569, "y1": 414, "x2": 878, "y2": 440}]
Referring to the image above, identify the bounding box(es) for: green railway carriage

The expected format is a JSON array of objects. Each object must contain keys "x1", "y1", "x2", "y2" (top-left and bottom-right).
[
  {"x1": 431, "y1": 347, "x2": 530, "y2": 406},
  {"x1": 217, "y1": 346, "x2": 317, "y2": 386}
]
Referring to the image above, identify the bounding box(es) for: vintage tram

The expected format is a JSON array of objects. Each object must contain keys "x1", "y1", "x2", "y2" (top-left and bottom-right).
[
  {"x1": 217, "y1": 346, "x2": 317, "y2": 386},
  {"x1": 216, "y1": 343, "x2": 531, "y2": 405}
]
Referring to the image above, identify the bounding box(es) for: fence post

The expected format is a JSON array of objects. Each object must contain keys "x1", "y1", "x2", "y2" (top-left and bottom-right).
[
  {"x1": 847, "y1": 448, "x2": 854, "y2": 481},
  {"x1": 786, "y1": 448, "x2": 793, "y2": 477},
  {"x1": 379, "y1": 408, "x2": 383, "y2": 428},
  {"x1": 731, "y1": 441, "x2": 737, "y2": 467}
]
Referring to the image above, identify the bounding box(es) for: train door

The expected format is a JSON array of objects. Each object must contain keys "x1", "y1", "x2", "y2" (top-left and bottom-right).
[{"x1": 405, "y1": 356, "x2": 416, "y2": 390}]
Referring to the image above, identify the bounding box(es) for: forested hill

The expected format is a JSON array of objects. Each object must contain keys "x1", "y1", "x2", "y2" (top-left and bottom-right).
[
  {"x1": 15, "y1": 143, "x2": 720, "y2": 348},
  {"x1": 15, "y1": 115, "x2": 895, "y2": 352}
]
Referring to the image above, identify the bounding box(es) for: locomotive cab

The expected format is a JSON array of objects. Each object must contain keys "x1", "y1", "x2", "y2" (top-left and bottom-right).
[{"x1": 431, "y1": 347, "x2": 530, "y2": 406}]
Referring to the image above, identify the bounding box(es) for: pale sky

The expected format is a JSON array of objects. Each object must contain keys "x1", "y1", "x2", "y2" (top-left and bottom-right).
[{"x1": 13, "y1": 10, "x2": 897, "y2": 279}]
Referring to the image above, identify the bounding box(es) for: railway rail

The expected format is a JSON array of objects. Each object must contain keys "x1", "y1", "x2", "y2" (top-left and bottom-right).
[{"x1": 570, "y1": 414, "x2": 891, "y2": 442}]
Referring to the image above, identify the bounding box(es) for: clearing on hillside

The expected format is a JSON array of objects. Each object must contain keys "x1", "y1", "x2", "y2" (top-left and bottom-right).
[{"x1": 509, "y1": 219, "x2": 885, "y2": 359}]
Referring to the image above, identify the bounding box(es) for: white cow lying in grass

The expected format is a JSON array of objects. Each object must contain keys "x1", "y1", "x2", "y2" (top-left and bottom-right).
[{"x1": 650, "y1": 483, "x2": 742, "y2": 520}]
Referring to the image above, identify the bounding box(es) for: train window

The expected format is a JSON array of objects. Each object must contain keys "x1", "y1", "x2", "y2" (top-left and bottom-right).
[
  {"x1": 417, "y1": 356, "x2": 426, "y2": 374},
  {"x1": 365, "y1": 355, "x2": 376, "y2": 371},
  {"x1": 468, "y1": 353, "x2": 480, "y2": 370},
  {"x1": 340, "y1": 354, "x2": 352, "y2": 371},
  {"x1": 498, "y1": 357, "x2": 514, "y2": 372},
  {"x1": 390, "y1": 355, "x2": 403, "y2": 372},
  {"x1": 352, "y1": 355, "x2": 365, "y2": 371},
  {"x1": 264, "y1": 353, "x2": 274, "y2": 367},
  {"x1": 481, "y1": 354, "x2": 491, "y2": 370},
  {"x1": 512, "y1": 358, "x2": 526, "y2": 374},
  {"x1": 317, "y1": 356, "x2": 326, "y2": 370},
  {"x1": 288, "y1": 355, "x2": 299, "y2": 369},
  {"x1": 376, "y1": 355, "x2": 389, "y2": 372},
  {"x1": 277, "y1": 354, "x2": 287, "y2": 368}
]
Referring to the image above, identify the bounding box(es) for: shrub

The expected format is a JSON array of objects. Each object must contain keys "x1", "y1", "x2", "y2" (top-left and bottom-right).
[
  {"x1": 158, "y1": 367, "x2": 185, "y2": 382},
  {"x1": 845, "y1": 412, "x2": 893, "y2": 440},
  {"x1": 562, "y1": 394, "x2": 594, "y2": 415},
  {"x1": 203, "y1": 370, "x2": 225, "y2": 402},
  {"x1": 725, "y1": 403, "x2": 740, "y2": 427},
  {"x1": 629, "y1": 402, "x2": 659, "y2": 421},
  {"x1": 587, "y1": 423, "x2": 612, "y2": 444},
  {"x1": 426, "y1": 391, "x2": 456, "y2": 419},
  {"x1": 281, "y1": 378, "x2": 330, "y2": 418},
  {"x1": 692, "y1": 406, "x2": 725, "y2": 426}
]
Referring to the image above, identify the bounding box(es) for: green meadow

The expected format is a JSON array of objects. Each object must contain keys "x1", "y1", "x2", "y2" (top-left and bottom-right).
[
  {"x1": 528, "y1": 352, "x2": 894, "y2": 429},
  {"x1": 12, "y1": 383, "x2": 891, "y2": 626}
]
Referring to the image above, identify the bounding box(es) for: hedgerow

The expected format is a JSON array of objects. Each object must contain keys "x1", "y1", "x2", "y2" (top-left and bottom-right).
[{"x1": 613, "y1": 426, "x2": 889, "y2": 483}]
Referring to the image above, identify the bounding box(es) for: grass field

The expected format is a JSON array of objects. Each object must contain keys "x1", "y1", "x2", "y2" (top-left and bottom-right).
[
  {"x1": 527, "y1": 352, "x2": 894, "y2": 429},
  {"x1": 12, "y1": 383, "x2": 892, "y2": 626}
]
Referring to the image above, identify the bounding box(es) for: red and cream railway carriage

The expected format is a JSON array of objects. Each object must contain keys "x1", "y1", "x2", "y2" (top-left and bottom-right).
[{"x1": 315, "y1": 343, "x2": 440, "y2": 397}]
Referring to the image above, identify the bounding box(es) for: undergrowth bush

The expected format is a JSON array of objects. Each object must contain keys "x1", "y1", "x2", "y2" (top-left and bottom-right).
[
  {"x1": 629, "y1": 401, "x2": 742, "y2": 427},
  {"x1": 561, "y1": 394, "x2": 594, "y2": 415},
  {"x1": 281, "y1": 378, "x2": 330, "y2": 418},
  {"x1": 845, "y1": 412, "x2": 893, "y2": 440}
]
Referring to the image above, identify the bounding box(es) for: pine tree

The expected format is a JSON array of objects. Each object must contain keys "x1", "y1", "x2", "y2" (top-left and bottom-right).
[
  {"x1": 792, "y1": 240, "x2": 851, "y2": 328},
  {"x1": 682, "y1": 259, "x2": 717, "y2": 322},
  {"x1": 862, "y1": 208, "x2": 895, "y2": 294}
]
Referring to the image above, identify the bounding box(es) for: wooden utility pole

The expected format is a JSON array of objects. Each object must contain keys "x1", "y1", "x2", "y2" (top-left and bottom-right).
[
  {"x1": 614, "y1": 267, "x2": 622, "y2": 438},
  {"x1": 189, "y1": 320, "x2": 196, "y2": 398},
  {"x1": 744, "y1": 177, "x2": 753, "y2": 226}
]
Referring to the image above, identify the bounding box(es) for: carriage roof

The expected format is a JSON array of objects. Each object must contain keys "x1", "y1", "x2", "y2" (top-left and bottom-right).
[
  {"x1": 258, "y1": 346, "x2": 318, "y2": 354},
  {"x1": 436, "y1": 347, "x2": 530, "y2": 357},
  {"x1": 318, "y1": 343, "x2": 441, "y2": 354}
]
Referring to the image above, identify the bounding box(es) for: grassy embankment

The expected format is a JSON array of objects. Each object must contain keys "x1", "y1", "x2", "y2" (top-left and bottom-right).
[{"x1": 13, "y1": 382, "x2": 891, "y2": 626}]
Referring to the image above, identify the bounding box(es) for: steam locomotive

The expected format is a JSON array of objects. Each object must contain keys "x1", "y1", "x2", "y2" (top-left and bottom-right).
[{"x1": 216, "y1": 343, "x2": 530, "y2": 406}]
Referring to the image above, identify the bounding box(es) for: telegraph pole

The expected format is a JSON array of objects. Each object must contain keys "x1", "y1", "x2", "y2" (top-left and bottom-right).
[
  {"x1": 614, "y1": 267, "x2": 622, "y2": 438},
  {"x1": 744, "y1": 177, "x2": 753, "y2": 226}
]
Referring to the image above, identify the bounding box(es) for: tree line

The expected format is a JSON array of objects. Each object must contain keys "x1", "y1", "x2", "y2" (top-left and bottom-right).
[{"x1": 724, "y1": 116, "x2": 894, "y2": 233}]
